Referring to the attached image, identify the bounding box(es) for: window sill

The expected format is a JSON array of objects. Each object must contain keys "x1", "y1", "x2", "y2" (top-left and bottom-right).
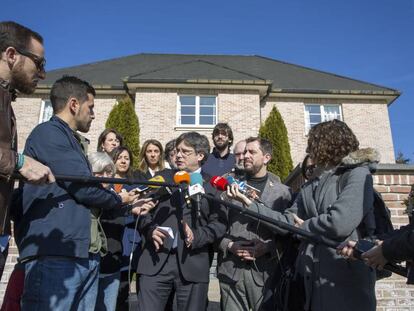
[{"x1": 174, "y1": 125, "x2": 216, "y2": 131}]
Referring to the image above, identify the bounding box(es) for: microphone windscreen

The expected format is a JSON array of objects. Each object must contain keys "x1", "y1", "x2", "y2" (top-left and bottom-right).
[
  {"x1": 148, "y1": 175, "x2": 165, "y2": 188},
  {"x1": 210, "y1": 176, "x2": 229, "y2": 191},
  {"x1": 190, "y1": 172, "x2": 203, "y2": 186},
  {"x1": 226, "y1": 175, "x2": 236, "y2": 185},
  {"x1": 173, "y1": 171, "x2": 191, "y2": 185}
]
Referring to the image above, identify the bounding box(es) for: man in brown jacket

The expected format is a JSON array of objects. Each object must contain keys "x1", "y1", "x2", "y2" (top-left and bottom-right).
[{"x1": 0, "y1": 21, "x2": 55, "y2": 278}]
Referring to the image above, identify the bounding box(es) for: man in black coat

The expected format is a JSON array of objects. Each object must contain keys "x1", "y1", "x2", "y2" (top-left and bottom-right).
[{"x1": 136, "y1": 131, "x2": 227, "y2": 310}]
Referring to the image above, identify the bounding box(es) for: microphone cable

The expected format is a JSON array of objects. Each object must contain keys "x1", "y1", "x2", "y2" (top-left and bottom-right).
[{"x1": 128, "y1": 210, "x2": 141, "y2": 308}]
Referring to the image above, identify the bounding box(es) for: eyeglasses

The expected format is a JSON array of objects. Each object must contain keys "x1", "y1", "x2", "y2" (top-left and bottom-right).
[
  {"x1": 176, "y1": 148, "x2": 195, "y2": 157},
  {"x1": 15, "y1": 48, "x2": 46, "y2": 72}
]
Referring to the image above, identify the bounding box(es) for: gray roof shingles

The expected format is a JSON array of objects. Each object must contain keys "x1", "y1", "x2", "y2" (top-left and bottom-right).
[{"x1": 41, "y1": 53, "x2": 399, "y2": 94}]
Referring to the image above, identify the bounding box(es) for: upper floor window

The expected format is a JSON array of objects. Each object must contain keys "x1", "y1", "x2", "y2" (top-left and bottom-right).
[
  {"x1": 38, "y1": 100, "x2": 53, "y2": 124},
  {"x1": 177, "y1": 95, "x2": 217, "y2": 126},
  {"x1": 304, "y1": 104, "x2": 342, "y2": 133}
]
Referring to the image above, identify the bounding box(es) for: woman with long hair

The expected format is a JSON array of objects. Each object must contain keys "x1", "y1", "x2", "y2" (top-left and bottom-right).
[
  {"x1": 97, "y1": 128, "x2": 123, "y2": 153},
  {"x1": 138, "y1": 139, "x2": 165, "y2": 178},
  {"x1": 228, "y1": 119, "x2": 377, "y2": 311},
  {"x1": 109, "y1": 146, "x2": 155, "y2": 310}
]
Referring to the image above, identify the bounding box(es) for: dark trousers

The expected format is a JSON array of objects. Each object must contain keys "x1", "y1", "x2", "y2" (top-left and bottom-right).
[{"x1": 136, "y1": 252, "x2": 208, "y2": 311}]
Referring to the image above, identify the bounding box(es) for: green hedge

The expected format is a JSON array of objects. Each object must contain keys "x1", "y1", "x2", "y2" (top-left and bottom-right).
[
  {"x1": 105, "y1": 96, "x2": 140, "y2": 169},
  {"x1": 259, "y1": 106, "x2": 293, "y2": 181}
]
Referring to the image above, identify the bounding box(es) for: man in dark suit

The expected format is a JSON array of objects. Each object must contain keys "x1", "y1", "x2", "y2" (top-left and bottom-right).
[{"x1": 136, "y1": 131, "x2": 227, "y2": 310}]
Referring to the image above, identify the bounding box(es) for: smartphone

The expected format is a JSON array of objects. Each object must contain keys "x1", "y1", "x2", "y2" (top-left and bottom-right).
[{"x1": 353, "y1": 239, "x2": 375, "y2": 259}]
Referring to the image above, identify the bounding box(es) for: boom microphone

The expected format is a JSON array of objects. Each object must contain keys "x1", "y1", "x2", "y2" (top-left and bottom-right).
[
  {"x1": 12, "y1": 173, "x2": 177, "y2": 188},
  {"x1": 201, "y1": 192, "x2": 407, "y2": 278}
]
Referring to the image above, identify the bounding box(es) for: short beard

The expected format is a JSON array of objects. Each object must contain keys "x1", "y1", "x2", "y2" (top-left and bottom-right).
[
  {"x1": 10, "y1": 62, "x2": 35, "y2": 94},
  {"x1": 214, "y1": 141, "x2": 229, "y2": 152}
]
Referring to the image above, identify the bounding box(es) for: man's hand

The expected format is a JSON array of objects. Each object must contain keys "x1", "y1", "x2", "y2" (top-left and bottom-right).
[
  {"x1": 19, "y1": 156, "x2": 55, "y2": 184},
  {"x1": 361, "y1": 240, "x2": 387, "y2": 270},
  {"x1": 239, "y1": 239, "x2": 270, "y2": 261},
  {"x1": 182, "y1": 221, "x2": 194, "y2": 248},
  {"x1": 130, "y1": 198, "x2": 158, "y2": 216},
  {"x1": 293, "y1": 214, "x2": 304, "y2": 227},
  {"x1": 152, "y1": 227, "x2": 168, "y2": 251},
  {"x1": 337, "y1": 240, "x2": 357, "y2": 259},
  {"x1": 226, "y1": 183, "x2": 252, "y2": 206},
  {"x1": 228, "y1": 240, "x2": 255, "y2": 260},
  {"x1": 118, "y1": 189, "x2": 140, "y2": 205}
]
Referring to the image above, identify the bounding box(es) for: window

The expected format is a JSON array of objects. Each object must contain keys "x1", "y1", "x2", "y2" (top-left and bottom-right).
[
  {"x1": 177, "y1": 95, "x2": 217, "y2": 126},
  {"x1": 304, "y1": 104, "x2": 342, "y2": 133},
  {"x1": 38, "y1": 100, "x2": 53, "y2": 124}
]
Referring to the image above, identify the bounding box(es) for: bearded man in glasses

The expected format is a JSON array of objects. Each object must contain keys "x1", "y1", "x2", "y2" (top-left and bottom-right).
[{"x1": 0, "y1": 21, "x2": 54, "y2": 279}]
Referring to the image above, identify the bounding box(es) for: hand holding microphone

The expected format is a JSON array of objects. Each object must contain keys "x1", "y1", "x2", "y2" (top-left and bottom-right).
[
  {"x1": 119, "y1": 189, "x2": 140, "y2": 205},
  {"x1": 210, "y1": 176, "x2": 252, "y2": 206},
  {"x1": 226, "y1": 175, "x2": 261, "y2": 202},
  {"x1": 130, "y1": 197, "x2": 159, "y2": 216}
]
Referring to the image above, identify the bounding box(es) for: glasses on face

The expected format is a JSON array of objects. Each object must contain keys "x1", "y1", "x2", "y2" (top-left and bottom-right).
[
  {"x1": 15, "y1": 47, "x2": 46, "y2": 72},
  {"x1": 176, "y1": 148, "x2": 195, "y2": 157}
]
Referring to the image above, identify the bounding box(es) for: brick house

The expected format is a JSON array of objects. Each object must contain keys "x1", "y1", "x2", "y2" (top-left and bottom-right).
[{"x1": 14, "y1": 53, "x2": 399, "y2": 165}]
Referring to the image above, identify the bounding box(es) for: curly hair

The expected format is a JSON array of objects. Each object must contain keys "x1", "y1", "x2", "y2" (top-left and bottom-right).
[{"x1": 306, "y1": 119, "x2": 359, "y2": 167}]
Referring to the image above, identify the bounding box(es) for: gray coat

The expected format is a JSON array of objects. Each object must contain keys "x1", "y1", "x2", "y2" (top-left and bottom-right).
[
  {"x1": 248, "y1": 150, "x2": 377, "y2": 311},
  {"x1": 217, "y1": 172, "x2": 292, "y2": 285}
]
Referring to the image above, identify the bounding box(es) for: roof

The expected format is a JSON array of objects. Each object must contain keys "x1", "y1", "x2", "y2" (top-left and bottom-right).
[{"x1": 41, "y1": 53, "x2": 399, "y2": 96}]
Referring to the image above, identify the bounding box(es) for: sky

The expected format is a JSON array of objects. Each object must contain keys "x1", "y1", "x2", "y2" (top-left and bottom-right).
[{"x1": 2, "y1": 0, "x2": 413, "y2": 162}]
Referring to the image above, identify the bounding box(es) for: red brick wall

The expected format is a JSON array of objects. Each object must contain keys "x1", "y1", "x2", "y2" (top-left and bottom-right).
[{"x1": 374, "y1": 172, "x2": 414, "y2": 310}]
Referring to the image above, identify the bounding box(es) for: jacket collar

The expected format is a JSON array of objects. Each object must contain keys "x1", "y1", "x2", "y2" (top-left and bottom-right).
[
  {"x1": 0, "y1": 78, "x2": 17, "y2": 101},
  {"x1": 212, "y1": 147, "x2": 231, "y2": 160},
  {"x1": 336, "y1": 148, "x2": 380, "y2": 174}
]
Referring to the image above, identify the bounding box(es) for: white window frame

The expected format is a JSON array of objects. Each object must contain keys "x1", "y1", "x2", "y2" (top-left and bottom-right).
[
  {"x1": 176, "y1": 95, "x2": 217, "y2": 127},
  {"x1": 38, "y1": 100, "x2": 53, "y2": 124},
  {"x1": 304, "y1": 104, "x2": 343, "y2": 134}
]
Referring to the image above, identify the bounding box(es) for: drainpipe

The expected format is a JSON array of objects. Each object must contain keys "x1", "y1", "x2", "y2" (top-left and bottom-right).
[{"x1": 259, "y1": 84, "x2": 273, "y2": 126}]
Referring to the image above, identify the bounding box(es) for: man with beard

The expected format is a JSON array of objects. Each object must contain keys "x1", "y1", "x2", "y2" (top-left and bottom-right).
[
  {"x1": 16, "y1": 76, "x2": 145, "y2": 310},
  {"x1": 217, "y1": 137, "x2": 291, "y2": 311},
  {"x1": 202, "y1": 123, "x2": 235, "y2": 177},
  {"x1": 0, "y1": 21, "x2": 55, "y2": 279}
]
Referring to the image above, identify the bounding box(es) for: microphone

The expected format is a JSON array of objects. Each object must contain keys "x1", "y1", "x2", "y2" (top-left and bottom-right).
[
  {"x1": 189, "y1": 172, "x2": 205, "y2": 218},
  {"x1": 173, "y1": 171, "x2": 191, "y2": 189},
  {"x1": 210, "y1": 176, "x2": 229, "y2": 191},
  {"x1": 226, "y1": 175, "x2": 262, "y2": 203},
  {"x1": 133, "y1": 175, "x2": 165, "y2": 193},
  {"x1": 226, "y1": 175, "x2": 247, "y2": 192},
  {"x1": 173, "y1": 171, "x2": 191, "y2": 209},
  {"x1": 143, "y1": 175, "x2": 172, "y2": 203}
]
